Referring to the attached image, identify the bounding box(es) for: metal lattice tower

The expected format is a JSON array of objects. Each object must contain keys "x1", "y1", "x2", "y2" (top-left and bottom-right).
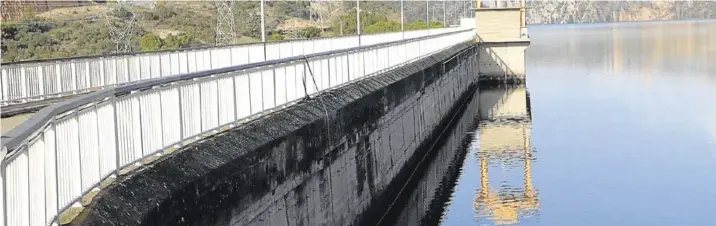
[
  {"x1": 216, "y1": 0, "x2": 237, "y2": 45},
  {"x1": 105, "y1": 1, "x2": 136, "y2": 53}
]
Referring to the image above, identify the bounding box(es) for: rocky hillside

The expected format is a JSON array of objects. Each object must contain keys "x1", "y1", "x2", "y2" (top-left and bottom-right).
[
  {"x1": 2, "y1": 0, "x2": 467, "y2": 62},
  {"x1": 527, "y1": 1, "x2": 716, "y2": 24}
]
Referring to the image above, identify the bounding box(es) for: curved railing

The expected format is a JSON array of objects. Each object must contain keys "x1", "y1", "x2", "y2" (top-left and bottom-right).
[
  {"x1": 0, "y1": 29, "x2": 475, "y2": 226},
  {"x1": 0, "y1": 28, "x2": 465, "y2": 106}
]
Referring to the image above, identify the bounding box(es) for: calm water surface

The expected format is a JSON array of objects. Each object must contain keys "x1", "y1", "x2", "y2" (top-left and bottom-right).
[{"x1": 433, "y1": 20, "x2": 716, "y2": 226}]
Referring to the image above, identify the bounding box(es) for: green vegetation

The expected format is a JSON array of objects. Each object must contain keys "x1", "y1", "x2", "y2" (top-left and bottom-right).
[
  {"x1": 2, "y1": 18, "x2": 116, "y2": 61},
  {"x1": 138, "y1": 34, "x2": 162, "y2": 51},
  {"x1": 297, "y1": 26, "x2": 321, "y2": 38},
  {"x1": 138, "y1": 33, "x2": 191, "y2": 51},
  {"x1": 365, "y1": 19, "x2": 400, "y2": 34},
  {"x1": 1, "y1": 2, "x2": 445, "y2": 62},
  {"x1": 268, "y1": 32, "x2": 285, "y2": 41},
  {"x1": 405, "y1": 19, "x2": 427, "y2": 30}
]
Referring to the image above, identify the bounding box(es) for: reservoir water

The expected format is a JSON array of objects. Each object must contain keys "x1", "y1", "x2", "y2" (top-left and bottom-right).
[{"x1": 389, "y1": 20, "x2": 716, "y2": 226}]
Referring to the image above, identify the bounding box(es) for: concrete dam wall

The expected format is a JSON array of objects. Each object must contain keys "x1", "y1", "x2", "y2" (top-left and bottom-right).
[
  {"x1": 71, "y1": 42, "x2": 479, "y2": 226},
  {"x1": 385, "y1": 87, "x2": 482, "y2": 226}
]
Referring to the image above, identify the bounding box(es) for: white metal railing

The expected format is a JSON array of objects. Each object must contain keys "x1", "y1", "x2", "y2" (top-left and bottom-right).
[
  {"x1": 0, "y1": 29, "x2": 475, "y2": 226},
  {"x1": 0, "y1": 28, "x2": 465, "y2": 106}
]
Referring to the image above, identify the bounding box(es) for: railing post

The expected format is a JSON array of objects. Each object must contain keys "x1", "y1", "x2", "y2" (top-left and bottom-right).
[
  {"x1": 99, "y1": 58, "x2": 105, "y2": 88},
  {"x1": 38, "y1": 65, "x2": 45, "y2": 97},
  {"x1": 124, "y1": 57, "x2": 130, "y2": 85},
  {"x1": 1, "y1": 68, "x2": 8, "y2": 103},
  {"x1": 20, "y1": 66, "x2": 27, "y2": 101},
  {"x1": 55, "y1": 64, "x2": 61, "y2": 95},
  {"x1": 1, "y1": 155, "x2": 6, "y2": 226},
  {"x1": 85, "y1": 61, "x2": 90, "y2": 91},
  {"x1": 113, "y1": 98, "x2": 122, "y2": 175},
  {"x1": 177, "y1": 85, "x2": 185, "y2": 143},
  {"x1": 232, "y1": 74, "x2": 238, "y2": 126},
  {"x1": 184, "y1": 52, "x2": 190, "y2": 73},
  {"x1": 158, "y1": 54, "x2": 164, "y2": 78},
  {"x1": 71, "y1": 62, "x2": 78, "y2": 94}
]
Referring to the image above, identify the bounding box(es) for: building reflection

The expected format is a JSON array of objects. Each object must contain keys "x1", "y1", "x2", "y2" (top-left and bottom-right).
[{"x1": 472, "y1": 87, "x2": 538, "y2": 225}]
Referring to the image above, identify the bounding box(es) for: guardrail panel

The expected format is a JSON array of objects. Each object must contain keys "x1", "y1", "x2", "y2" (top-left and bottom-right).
[
  {"x1": 101, "y1": 59, "x2": 115, "y2": 86},
  {"x1": 274, "y1": 67, "x2": 287, "y2": 108},
  {"x1": 5, "y1": 67, "x2": 22, "y2": 101},
  {"x1": 127, "y1": 57, "x2": 140, "y2": 83},
  {"x1": 199, "y1": 79, "x2": 219, "y2": 132},
  {"x1": 201, "y1": 50, "x2": 212, "y2": 71},
  {"x1": 187, "y1": 52, "x2": 198, "y2": 73},
  {"x1": 29, "y1": 136, "x2": 45, "y2": 226},
  {"x1": 292, "y1": 41, "x2": 303, "y2": 57},
  {"x1": 249, "y1": 72, "x2": 263, "y2": 115},
  {"x1": 26, "y1": 65, "x2": 42, "y2": 98},
  {"x1": 6, "y1": 150, "x2": 29, "y2": 226},
  {"x1": 261, "y1": 70, "x2": 275, "y2": 110},
  {"x1": 278, "y1": 42, "x2": 292, "y2": 59},
  {"x1": 178, "y1": 52, "x2": 189, "y2": 74},
  {"x1": 96, "y1": 102, "x2": 117, "y2": 179},
  {"x1": 170, "y1": 52, "x2": 180, "y2": 76},
  {"x1": 340, "y1": 55, "x2": 350, "y2": 84},
  {"x1": 234, "y1": 73, "x2": 251, "y2": 119},
  {"x1": 231, "y1": 46, "x2": 249, "y2": 66},
  {"x1": 180, "y1": 83, "x2": 201, "y2": 139},
  {"x1": 116, "y1": 97, "x2": 141, "y2": 167},
  {"x1": 266, "y1": 43, "x2": 280, "y2": 61},
  {"x1": 160, "y1": 87, "x2": 181, "y2": 147},
  {"x1": 210, "y1": 49, "x2": 220, "y2": 70},
  {"x1": 116, "y1": 58, "x2": 129, "y2": 85},
  {"x1": 43, "y1": 125, "x2": 58, "y2": 226},
  {"x1": 1, "y1": 66, "x2": 9, "y2": 102},
  {"x1": 314, "y1": 39, "x2": 326, "y2": 54},
  {"x1": 305, "y1": 60, "x2": 317, "y2": 95},
  {"x1": 248, "y1": 45, "x2": 264, "y2": 63},
  {"x1": 329, "y1": 57, "x2": 339, "y2": 87},
  {"x1": 320, "y1": 59, "x2": 330, "y2": 90},
  {"x1": 78, "y1": 107, "x2": 100, "y2": 193},
  {"x1": 217, "y1": 76, "x2": 236, "y2": 126},
  {"x1": 307, "y1": 60, "x2": 320, "y2": 91},
  {"x1": 160, "y1": 53, "x2": 171, "y2": 78},
  {"x1": 137, "y1": 56, "x2": 149, "y2": 81},
  {"x1": 56, "y1": 115, "x2": 81, "y2": 211},
  {"x1": 285, "y1": 64, "x2": 298, "y2": 103},
  {"x1": 148, "y1": 55, "x2": 160, "y2": 79},
  {"x1": 303, "y1": 40, "x2": 315, "y2": 55},
  {"x1": 139, "y1": 91, "x2": 163, "y2": 157}
]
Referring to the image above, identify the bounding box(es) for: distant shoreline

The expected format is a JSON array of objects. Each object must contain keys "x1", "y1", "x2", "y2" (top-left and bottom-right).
[{"x1": 527, "y1": 18, "x2": 716, "y2": 27}]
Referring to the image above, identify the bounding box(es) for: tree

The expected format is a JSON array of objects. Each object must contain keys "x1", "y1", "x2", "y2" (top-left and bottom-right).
[
  {"x1": 334, "y1": 9, "x2": 390, "y2": 35},
  {"x1": 298, "y1": 26, "x2": 321, "y2": 38},
  {"x1": 162, "y1": 34, "x2": 191, "y2": 49},
  {"x1": 405, "y1": 19, "x2": 427, "y2": 30},
  {"x1": 268, "y1": 32, "x2": 285, "y2": 41},
  {"x1": 429, "y1": 21, "x2": 444, "y2": 28},
  {"x1": 364, "y1": 19, "x2": 400, "y2": 34},
  {"x1": 139, "y1": 34, "x2": 162, "y2": 51}
]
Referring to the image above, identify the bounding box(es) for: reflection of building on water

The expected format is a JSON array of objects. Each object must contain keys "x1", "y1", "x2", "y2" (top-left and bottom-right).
[{"x1": 473, "y1": 87, "x2": 539, "y2": 225}]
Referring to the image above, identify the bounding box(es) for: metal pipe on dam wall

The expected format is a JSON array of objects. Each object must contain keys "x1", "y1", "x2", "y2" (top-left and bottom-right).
[{"x1": 69, "y1": 42, "x2": 479, "y2": 226}]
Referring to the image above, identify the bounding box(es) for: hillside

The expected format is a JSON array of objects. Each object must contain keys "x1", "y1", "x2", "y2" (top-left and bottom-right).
[
  {"x1": 1, "y1": 1, "x2": 459, "y2": 62},
  {"x1": 527, "y1": 1, "x2": 716, "y2": 24}
]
